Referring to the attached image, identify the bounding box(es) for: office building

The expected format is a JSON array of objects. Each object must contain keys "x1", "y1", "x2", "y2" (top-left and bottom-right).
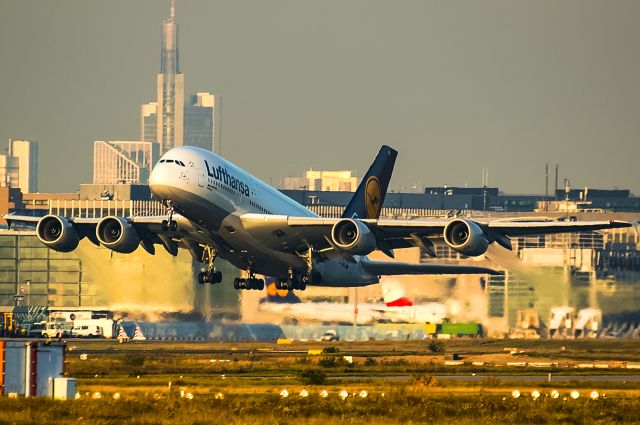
[
  {"x1": 0, "y1": 155, "x2": 19, "y2": 189},
  {"x1": 141, "y1": 102, "x2": 158, "y2": 143},
  {"x1": 8, "y1": 139, "x2": 38, "y2": 193},
  {"x1": 92, "y1": 141, "x2": 159, "y2": 185},
  {"x1": 284, "y1": 170, "x2": 359, "y2": 192},
  {"x1": 184, "y1": 92, "x2": 218, "y2": 152}
]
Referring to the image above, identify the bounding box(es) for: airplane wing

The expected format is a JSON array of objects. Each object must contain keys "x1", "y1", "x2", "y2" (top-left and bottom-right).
[
  {"x1": 240, "y1": 213, "x2": 632, "y2": 254},
  {"x1": 360, "y1": 259, "x2": 501, "y2": 276},
  {"x1": 3, "y1": 213, "x2": 208, "y2": 259}
]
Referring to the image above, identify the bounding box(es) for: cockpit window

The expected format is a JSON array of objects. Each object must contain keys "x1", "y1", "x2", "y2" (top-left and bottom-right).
[{"x1": 159, "y1": 159, "x2": 185, "y2": 166}]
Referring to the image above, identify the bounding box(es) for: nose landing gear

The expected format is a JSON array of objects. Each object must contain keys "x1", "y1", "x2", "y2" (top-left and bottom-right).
[{"x1": 161, "y1": 203, "x2": 178, "y2": 232}]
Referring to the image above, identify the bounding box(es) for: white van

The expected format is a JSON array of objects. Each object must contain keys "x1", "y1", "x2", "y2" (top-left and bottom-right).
[{"x1": 70, "y1": 319, "x2": 115, "y2": 338}]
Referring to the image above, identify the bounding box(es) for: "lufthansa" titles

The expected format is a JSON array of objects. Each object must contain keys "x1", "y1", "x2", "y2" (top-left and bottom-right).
[{"x1": 205, "y1": 160, "x2": 250, "y2": 197}]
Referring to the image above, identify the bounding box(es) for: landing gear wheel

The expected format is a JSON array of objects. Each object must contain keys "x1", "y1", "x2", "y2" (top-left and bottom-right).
[
  {"x1": 213, "y1": 270, "x2": 223, "y2": 283},
  {"x1": 199, "y1": 270, "x2": 222, "y2": 285},
  {"x1": 233, "y1": 278, "x2": 241, "y2": 289},
  {"x1": 249, "y1": 278, "x2": 265, "y2": 290},
  {"x1": 162, "y1": 219, "x2": 177, "y2": 232},
  {"x1": 198, "y1": 272, "x2": 208, "y2": 285}
]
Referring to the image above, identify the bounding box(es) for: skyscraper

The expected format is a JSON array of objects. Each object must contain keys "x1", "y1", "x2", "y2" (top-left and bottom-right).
[
  {"x1": 184, "y1": 92, "x2": 217, "y2": 151},
  {"x1": 156, "y1": 0, "x2": 184, "y2": 155},
  {"x1": 141, "y1": 1, "x2": 220, "y2": 155},
  {"x1": 7, "y1": 139, "x2": 37, "y2": 193}
]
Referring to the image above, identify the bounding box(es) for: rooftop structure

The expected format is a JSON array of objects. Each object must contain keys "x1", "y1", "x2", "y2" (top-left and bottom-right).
[{"x1": 92, "y1": 141, "x2": 159, "y2": 185}]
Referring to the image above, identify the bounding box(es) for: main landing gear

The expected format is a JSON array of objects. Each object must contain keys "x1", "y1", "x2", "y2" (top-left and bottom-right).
[
  {"x1": 233, "y1": 277, "x2": 264, "y2": 290},
  {"x1": 198, "y1": 269, "x2": 222, "y2": 285},
  {"x1": 275, "y1": 270, "x2": 307, "y2": 291},
  {"x1": 198, "y1": 246, "x2": 222, "y2": 285}
]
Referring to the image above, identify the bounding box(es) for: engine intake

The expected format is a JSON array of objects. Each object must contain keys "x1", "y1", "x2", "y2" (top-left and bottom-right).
[
  {"x1": 36, "y1": 215, "x2": 80, "y2": 252},
  {"x1": 331, "y1": 218, "x2": 377, "y2": 255},
  {"x1": 96, "y1": 217, "x2": 140, "y2": 253},
  {"x1": 443, "y1": 218, "x2": 489, "y2": 257}
]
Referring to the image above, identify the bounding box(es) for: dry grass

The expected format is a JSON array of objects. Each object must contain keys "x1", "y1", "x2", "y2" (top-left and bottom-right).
[
  {"x1": 4, "y1": 339, "x2": 640, "y2": 424},
  {"x1": 2, "y1": 391, "x2": 640, "y2": 425}
]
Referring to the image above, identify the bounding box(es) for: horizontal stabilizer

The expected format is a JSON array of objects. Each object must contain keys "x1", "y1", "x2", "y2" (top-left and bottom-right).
[{"x1": 362, "y1": 260, "x2": 501, "y2": 276}]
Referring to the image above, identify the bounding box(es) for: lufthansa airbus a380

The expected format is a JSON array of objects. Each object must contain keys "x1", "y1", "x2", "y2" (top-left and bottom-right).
[{"x1": 5, "y1": 146, "x2": 632, "y2": 291}]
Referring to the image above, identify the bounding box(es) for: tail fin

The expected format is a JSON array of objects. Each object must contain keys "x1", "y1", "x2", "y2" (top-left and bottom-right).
[
  {"x1": 381, "y1": 279, "x2": 413, "y2": 307},
  {"x1": 342, "y1": 145, "x2": 398, "y2": 219}
]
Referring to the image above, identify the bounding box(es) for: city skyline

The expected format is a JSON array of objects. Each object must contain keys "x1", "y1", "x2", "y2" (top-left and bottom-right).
[{"x1": 0, "y1": 1, "x2": 639, "y2": 194}]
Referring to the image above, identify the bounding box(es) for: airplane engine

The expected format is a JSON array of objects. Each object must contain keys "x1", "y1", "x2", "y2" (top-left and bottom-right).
[
  {"x1": 331, "y1": 218, "x2": 377, "y2": 255},
  {"x1": 36, "y1": 215, "x2": 80, "y2": 252},
  {"x1": 443, "y1": 218, "x2": 489, "y2": 257},
  {"x1": 96, "y1": 217, "x2": 140, "y2": 253}
]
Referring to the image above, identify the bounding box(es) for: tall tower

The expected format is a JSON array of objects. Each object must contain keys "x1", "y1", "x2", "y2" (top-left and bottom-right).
[{"x1": 156, "y1": 0, "x2": 184, "y2": 155}]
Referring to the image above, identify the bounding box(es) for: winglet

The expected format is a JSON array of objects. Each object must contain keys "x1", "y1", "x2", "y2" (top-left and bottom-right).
[{"x1": 633, "y1": 219, "x2": 639, "y2": 234}]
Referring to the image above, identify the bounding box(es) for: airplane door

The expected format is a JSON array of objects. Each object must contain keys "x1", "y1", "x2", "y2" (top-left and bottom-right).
[{"x1": 197, "y1": 167, "x2": 205, "y2": 187}]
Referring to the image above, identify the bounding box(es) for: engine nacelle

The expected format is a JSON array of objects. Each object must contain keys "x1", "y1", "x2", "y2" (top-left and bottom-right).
[
  {"x1": 330, "y1": 218, "x2": 377, "y2": 255},
  {"x1": 96, "y1": 216, "x2": 140, "y2": 254},
  {"x1": 36, "y1": 215, "x2": 80, "y2": 252},
  {"x1": 443, "y1": 218, "x2": 489, "y2": 257}
]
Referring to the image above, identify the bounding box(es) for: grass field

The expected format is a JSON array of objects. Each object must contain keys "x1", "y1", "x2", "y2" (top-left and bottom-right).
[
  {"x1": 2, "y1": 390, "x2": 640, "y2": 424},
  {"x1": 3, "y1": 338, "x2": 640, "y2": 424}
]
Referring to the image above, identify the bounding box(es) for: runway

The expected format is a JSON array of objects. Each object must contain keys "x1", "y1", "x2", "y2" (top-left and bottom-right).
[{"x1": 333, "y1": 374, "x2": 640, "y2": 383}]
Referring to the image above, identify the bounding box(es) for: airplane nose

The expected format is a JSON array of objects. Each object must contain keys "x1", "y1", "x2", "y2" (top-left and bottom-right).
[
  {"x1": 149, "y1": 164, "x2": 171, "y2": 200},
  {"x1": 149, "y1": 164, "x2": 161, "y2": 187}
]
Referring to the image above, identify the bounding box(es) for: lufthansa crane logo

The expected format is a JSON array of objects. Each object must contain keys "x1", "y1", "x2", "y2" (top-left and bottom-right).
[{"x1": 365, "y1": 176, "x2": 382, "y2": 218}]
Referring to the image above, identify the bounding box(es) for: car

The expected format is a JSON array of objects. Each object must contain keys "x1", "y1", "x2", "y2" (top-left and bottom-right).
[{"x1": 321, "y1": 329, "x2": 340, "y2": 342}]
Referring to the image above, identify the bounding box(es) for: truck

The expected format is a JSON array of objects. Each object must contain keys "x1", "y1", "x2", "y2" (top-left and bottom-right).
[
  {"x1": 42, "y1": 319, "x2": 72, "y2": 338},
  {"x1": 439, "y1": 322, "x2": 484, "y2": 337}
]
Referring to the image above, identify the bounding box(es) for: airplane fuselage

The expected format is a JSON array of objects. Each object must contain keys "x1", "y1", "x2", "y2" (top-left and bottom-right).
[{"x1": 149, "y1": 146, "x2": 379, "y2": 286}]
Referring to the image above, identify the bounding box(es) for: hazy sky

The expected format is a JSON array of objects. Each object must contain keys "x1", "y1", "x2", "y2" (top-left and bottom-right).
[{"x1": 1, "y1": 1, "x2": 639, "y2": 194}]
